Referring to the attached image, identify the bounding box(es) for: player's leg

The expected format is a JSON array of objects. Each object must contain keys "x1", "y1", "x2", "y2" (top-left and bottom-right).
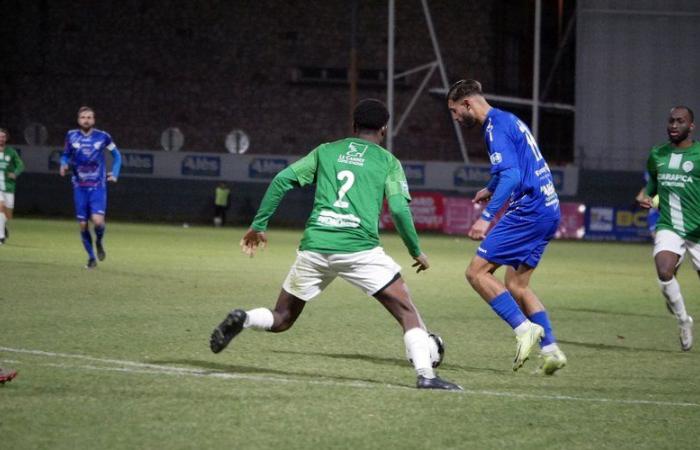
[
  {"x1": 74, "y1": 188, "x2": 96, "y2": 267},
  {"x1": 210, "y1": 250, "x2": 331, "y2": 353},
  {"x1": 91, "y1": 188, "x2": 107, "y2": 261},
  {"x1": 333, "y1": 247, "x2": 460, "y2": 390},
  {"x1": 505, "y1": 265, "x2": 566, "y2": 374},
  {"x1": 0, "y1": 199, "x2": 7, "y2": 244},
  {"x1": 654, "y1": 230, "x2": 692, "y2": 350}
]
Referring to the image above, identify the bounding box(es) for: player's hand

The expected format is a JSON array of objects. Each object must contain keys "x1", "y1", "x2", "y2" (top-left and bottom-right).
[
  {"x1": 412, "y1": 253, "x2": 430, "y2": 273},
  {"x1": 107, "y1": 173, "x2": 118, "y2": 183},
  {"x1": 636, "y1": 192, "x2": 653, "y2": 209},
  {"x1": 7, "y1": 173, "x2": 16, "y2": 180},
  {"x1": 59, "y1": 164, "x2": 68, "y2": 176},
  {"x1": 468, "y1": 218, "x2": 490, "y2": 240},
  {"x1": 473, "y1": 187, "x2": 492, "y2": 204},
  {"x1": 240, "y1": 228, "x2": 267, "y2": 257}
]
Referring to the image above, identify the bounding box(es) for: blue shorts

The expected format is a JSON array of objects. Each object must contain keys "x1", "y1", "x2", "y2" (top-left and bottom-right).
[
  {"x1": 73, "y1": 186, "x2": 107, "y2": 221},
  {"x1": 476, "y1": 214, "x2": 559, "y2": 269}
]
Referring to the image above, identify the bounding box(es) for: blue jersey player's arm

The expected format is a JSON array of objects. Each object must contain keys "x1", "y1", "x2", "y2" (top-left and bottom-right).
[
  {"x1": 480, "y1": 126, "x2": 521, "y2": 221},
  {"x1": 59, "y1": 133, "x2": 74, "y2": 176},
  {"x1": 103, "y1": 133, "x2": 122, "y2": 181}
]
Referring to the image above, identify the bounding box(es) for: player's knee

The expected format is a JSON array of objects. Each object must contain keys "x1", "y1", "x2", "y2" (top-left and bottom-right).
[
  {"x1": 657, "y1": 268, "x2": 675, "y2": 282},
  {"x1": 465, "y1": 266, "x2": 480, "y2": 288}
]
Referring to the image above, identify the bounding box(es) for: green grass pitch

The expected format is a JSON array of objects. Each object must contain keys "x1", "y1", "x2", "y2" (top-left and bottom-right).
[{"x1": 1, "y1": 218, "x2": 699, "y2": 449}]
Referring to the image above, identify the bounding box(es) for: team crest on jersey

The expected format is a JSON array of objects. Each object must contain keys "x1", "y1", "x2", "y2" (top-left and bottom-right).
[
  {"x1": 682, "y1": 161, "x2": 694, "y2": 173},
  {"x1": 338, "y1": 142, "x2": 368, "y2": 166},
  {"x1": 93, "y1": 141, "x2": 103, "y2": 149},
  {"x1": 489, "y1": 152, "x2": 502, "y2": 165}
]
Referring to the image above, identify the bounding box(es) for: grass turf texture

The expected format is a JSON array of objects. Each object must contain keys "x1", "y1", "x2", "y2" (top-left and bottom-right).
[{"x1": 1, "y1": 218, "x2": 699, "y2": 449}]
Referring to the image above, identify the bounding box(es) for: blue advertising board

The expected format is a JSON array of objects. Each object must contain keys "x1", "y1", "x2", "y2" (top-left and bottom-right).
[
  {"x1": 249, "y1": 158, "x2": 288, "y2": 179},
  {"x1": 121, "y1": 152, "x2": 154, "y2": 175},
  {"x1": 585, "y1": 206, "x2": 652, "y2": 241},
  {"x1": 181, "y1": 155, "x2": 220, "y2": 177},
  {"x1": 403, "y1": 163, "x2": 425, "y2": 186}
]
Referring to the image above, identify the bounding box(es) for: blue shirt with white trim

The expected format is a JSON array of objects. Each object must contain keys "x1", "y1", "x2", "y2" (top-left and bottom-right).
[
  {"x1": 61, "y1": 128, "x2": 121, "y2": 188},
  {"x1": 481, "y1": 108, "x2": 559, "y2": 222}
]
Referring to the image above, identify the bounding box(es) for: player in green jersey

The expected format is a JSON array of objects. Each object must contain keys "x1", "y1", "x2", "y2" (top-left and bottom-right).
[
  {"x1": 638, "y1": 106, "x2": 697, "y2": 351},
  {"x1": 0, "y1": 128, "x2": 25, "y2": 245},
  {"x1": 210, "y1": 99, "x2": 461, "y2": 390}
]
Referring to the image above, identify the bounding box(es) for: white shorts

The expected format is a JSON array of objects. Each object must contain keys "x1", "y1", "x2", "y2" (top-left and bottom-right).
[
  {"x1": 653, "y1": 229, "x2": 700, "y2": 270},
  {"x1": 0, "y1": 191, "x2": 14, "y2": 209},
  {"x1": 282, "y1": 247, "x2": 402, "y2": 301}
]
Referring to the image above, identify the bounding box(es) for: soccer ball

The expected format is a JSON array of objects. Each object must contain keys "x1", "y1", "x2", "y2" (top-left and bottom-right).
[{"x1": 406, "y1": 332, "x2": 445, "y2": 368}]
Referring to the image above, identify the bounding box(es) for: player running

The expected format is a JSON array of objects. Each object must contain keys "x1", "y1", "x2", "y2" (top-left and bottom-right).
[
  {"x1": 60, "y1": 106, "x2": 121, "y2": 269},
  {"x1": 210, "y1": 99, "x2": 462, "y2": 390},
  {"x1": 447, "y1": 79, "x2": 566, "y2": 374},
  {"x1": 0, "y1": 128, "x2": 24, "y2": 245},
  {"x1": 637, "y1": 106, "x2": 697, "y2": 351}
]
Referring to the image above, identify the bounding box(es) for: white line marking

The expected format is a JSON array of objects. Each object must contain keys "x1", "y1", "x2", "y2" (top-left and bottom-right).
[{"x1": 2, "y1": 347, "x2": 698, "y2": 407}]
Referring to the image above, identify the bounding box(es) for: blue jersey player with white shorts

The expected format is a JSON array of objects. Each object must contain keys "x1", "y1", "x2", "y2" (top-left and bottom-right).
[
  {"x1": 60, "y1": 106, "x2": 121, "y2": 269},
  {"x1": 447, "y1": 79, "x2": 566, "y2": 374}
]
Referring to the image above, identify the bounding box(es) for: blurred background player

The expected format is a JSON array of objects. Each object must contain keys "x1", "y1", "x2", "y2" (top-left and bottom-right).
[
  {"x1": 447, "y1": 79, "x2": 566, "y2": 374},
  {"x1": 60, "y1": 106, "x2": 122, "y2": 269},
  {"x1": 0, "y1": 128, "x2": 25, "y2": 245},
  {"x1": 0, "y1": 366, "x2": 17, "y2": 384},
  {"x1": 636, "y1": 172, "x2": 659, "y2": 239},
  {"x1": 213, "y1": 182, "x2": 230, "y2": 227},
  {"x1": 210, "y1": 99, "x2": 461, "y2": 390},
  {"x1": 637, "y1": 106, "x2": 697, "y2": 351}
]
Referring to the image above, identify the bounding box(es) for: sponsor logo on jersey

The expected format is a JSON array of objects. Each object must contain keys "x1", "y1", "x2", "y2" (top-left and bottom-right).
[
  {"x1": 658, "y1": 172, "x2": 694, "y2": 187},
  {"x1": 682, "y1": 161, "x2": 694, "y2": 173},
  {"x1": 317, "y1": 209, "x2": 361, "y2": 228},
  {"x1": 337, "y1": 142, "x2": 368, "y2": 166},
  {"x1": 489, "y1": 152, "x2": 502, "y2": 165}
]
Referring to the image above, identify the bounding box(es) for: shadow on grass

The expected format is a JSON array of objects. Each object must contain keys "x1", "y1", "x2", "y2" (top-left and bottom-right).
[
  {"x1": 555, "y1": 306, "x2": 663, "y2": 320},
  {"x1": 558, "y1": 339, "x2": 676, "y2": 354},
  {"x1": 269, "y1": 349, "x2": 510, "y2": 375},
  {"x1": 147, "y1": 357, "x2": 403, "y2": 387}
]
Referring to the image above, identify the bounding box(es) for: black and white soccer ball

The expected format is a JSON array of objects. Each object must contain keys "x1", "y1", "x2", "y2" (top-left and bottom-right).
[{"x1": 406, "y1": 332, "x2": 445, "y2": 368}]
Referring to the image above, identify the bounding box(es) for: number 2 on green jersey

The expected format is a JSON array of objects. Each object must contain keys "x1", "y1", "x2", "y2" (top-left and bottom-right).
[{"x1": 333, "y1": 170, "x2": 355, "y2": 208}]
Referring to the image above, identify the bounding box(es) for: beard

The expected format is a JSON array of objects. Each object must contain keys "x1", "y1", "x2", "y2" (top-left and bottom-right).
[{"x1": 668, "y1": 129, "x2": 690, "y2": 144}]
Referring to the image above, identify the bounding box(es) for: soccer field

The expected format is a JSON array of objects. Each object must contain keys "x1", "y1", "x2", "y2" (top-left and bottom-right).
[{"x1": 1, "y1": 218, "x2": 699, "y2": 449}]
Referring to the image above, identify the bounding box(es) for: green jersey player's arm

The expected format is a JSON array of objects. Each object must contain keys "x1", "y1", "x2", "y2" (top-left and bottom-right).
[
  {"x1": 12, "y1": 149, "x2": 25, "y2": 177},
  {"x1": 385, "y1": 157, "x2": 422, "y2": 258},
  {"x1": 644, "y1": 152, "x2": 658, "y2": 197},
  {"x1": 249, "y1": 149, "x2": 318, "y2": 231}
]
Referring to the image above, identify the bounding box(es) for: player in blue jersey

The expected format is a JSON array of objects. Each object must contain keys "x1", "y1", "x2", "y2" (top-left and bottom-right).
[
  {"x1": 447, "y1": 79, "x2": 566, "y2": 374},
  {"x1": 60, "y1": 106, "x2": 121, "y2": 269}
]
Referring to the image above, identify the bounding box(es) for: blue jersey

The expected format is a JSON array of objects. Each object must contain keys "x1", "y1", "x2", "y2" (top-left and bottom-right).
[
  {"x1": 483, "y1": 108, "x2": 559, "y2": 221},
  {"x1": 61, "y1": 128, "x2": 121, "y2": 188}
]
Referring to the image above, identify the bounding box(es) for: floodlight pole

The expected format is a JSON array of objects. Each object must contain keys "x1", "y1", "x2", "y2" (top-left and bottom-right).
[
  {"x1": 532, "y1": 0, "x2": 542, "y2": 141},
  {"x1": 387, "y1": 0, "x2": 395, "y2": 152}
]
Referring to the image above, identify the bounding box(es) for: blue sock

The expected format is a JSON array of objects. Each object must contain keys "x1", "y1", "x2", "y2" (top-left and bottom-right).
[
  {"x1": 489, "y1": 291, "x2": 528, "y2": 330},
  {"x1": 81, "y1": 229, "x2": 95, "y2": 260},
  {"x1": 95, "y1": 225, "x2": 105, "y2": 244},
  {"x1": 529, "y1": 311, "x2": 556, "y2": 347}
]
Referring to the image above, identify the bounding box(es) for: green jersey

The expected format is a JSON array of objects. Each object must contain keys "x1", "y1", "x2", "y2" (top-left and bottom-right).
[
  {"x1": 290, "y1": 137, "x2": 412, "y2": 254},
  {"x1": 646, "y1": 141, "x2": 700, "y2": 242},
  {"x1": 0, "y1": 146, "x2": 24, "y2": 193}
]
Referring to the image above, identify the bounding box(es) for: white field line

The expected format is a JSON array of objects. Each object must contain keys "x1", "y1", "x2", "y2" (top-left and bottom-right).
[{"x1": 1, "y1": 346, "x2": 698, "y2": 408}]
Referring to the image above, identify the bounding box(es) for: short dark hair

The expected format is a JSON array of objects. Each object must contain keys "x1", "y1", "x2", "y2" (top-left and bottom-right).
[
  {"x1": 671, "y1": 105, "x2": 695, "y2": 123},
  {"x1": 77, "y1": 106, "x2": 94, "y2": 116},
  {"x1": 353, "y1": 99, "x2": 389, "y2": 131},
  {"x1": 446, "y1": 79, "x2": 483, "y2": 102},
  {"x1": 0, "y1": 127, "x2": 8, "y2": 137}
]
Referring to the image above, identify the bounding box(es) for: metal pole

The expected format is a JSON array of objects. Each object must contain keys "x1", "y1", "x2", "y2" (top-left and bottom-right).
[
  {"x1": 349, "y1": 0, "x2": 358, "y2": 134},
  {"x1": 532, "y1": 0, "x2": 542, "y2": 140},
  {"x1": 421, "y1": 0, "x2": 468, "y2": 162},
  {"x1": 387, "y1": 0, "x2": 395, "y2": 152}
]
